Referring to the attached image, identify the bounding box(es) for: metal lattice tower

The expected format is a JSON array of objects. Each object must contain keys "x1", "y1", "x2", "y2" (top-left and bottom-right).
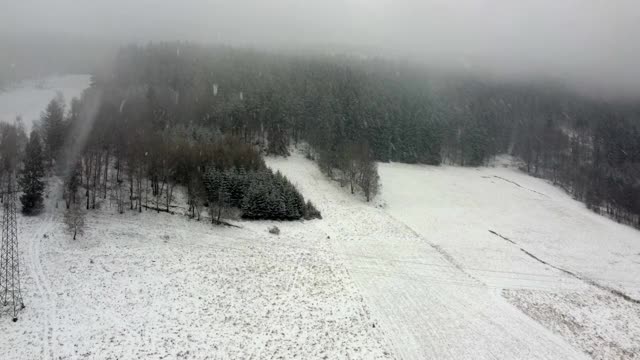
[{"x1": 0, "y1": 172, "x2": 24, "y2": 321}]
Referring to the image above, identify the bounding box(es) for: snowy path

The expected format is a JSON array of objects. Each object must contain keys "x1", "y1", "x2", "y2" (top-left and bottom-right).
[
  {"x1": 25, "y1": 214, "x2": 57, "y2": 359},
  {"x1": 267, "y1": 154, "x2": 588, "y2": 360}
]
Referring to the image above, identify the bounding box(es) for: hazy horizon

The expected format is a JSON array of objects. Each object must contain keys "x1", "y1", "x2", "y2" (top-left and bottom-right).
[{"x1": 2, "y1": 0, "x2": 640, "y2": 98}]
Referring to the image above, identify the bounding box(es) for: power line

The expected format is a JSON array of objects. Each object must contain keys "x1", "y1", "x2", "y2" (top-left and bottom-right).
[{"x1": 1, "y1": 172, "x2": 25, "y2": 321}]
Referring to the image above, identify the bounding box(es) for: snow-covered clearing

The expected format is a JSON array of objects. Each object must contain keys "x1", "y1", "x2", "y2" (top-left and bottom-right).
[
  {"x1": 267, "y1": 152, "x2": 640, "y2": 360},
  {"x1": 267, "y1": 154, "x2": 584, "y2": 360},
  {"x1": 1, "y1": 197, "x2": 391, "y2": 359},
  {"x1": 0, "y1": 75, "x2": 91, "y2": 130},
  {"x1": 376, "y1": 160, "x2": 640, "y2": 359}
]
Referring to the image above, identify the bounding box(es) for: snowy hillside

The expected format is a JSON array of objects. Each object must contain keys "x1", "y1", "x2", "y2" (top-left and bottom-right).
[
  {"x1": 1, "y1": 148, "x2": 638, "y2": 358},
  {"x1": 377, "y1": 161, "x2": 640, "y2": 359},
  {"x1": 267, "y1": 152, "x2": 640, "y2": 359}
]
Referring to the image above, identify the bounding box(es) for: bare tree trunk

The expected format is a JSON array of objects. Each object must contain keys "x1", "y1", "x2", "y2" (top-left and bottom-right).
[
  {"x1": 156, "y1": 179, "x2": 165, "y2": 213},
  {"x1": 116, "y1": 157, "x2": 120, "y2": 182},
  {"x1": 92, "y1": 152, "x2": 101, "y2": 209},
  {"x1": 104, "y1": 149, "x2": 109, "y2": 199},
  {"x1": 145, "y1": 177, "x2": 149, "y2": 209},
  {"x1": 129, "y1": 169, "x2": 134, "y2": 210},
  {"x1": 166, "y1": 182, "x2": 174, "y2": 213},
  {"x1": 85, "y1": 154, "x2": 93, "y2": 210},
  {"x1": 137, "y1": 169, "x2": 143, "y2": 213}
]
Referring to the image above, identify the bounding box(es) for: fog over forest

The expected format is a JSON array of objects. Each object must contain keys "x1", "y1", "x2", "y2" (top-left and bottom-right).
[
  {"x1": 2, "y1": 0, "x2": 640, "y2": 97},
  {"x1": 2, "y1": 2, "x2": 640, "y2": 357}
]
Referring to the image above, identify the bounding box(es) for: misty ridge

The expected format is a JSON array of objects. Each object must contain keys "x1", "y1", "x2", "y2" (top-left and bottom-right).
[{"x1": 1, "y1": 0, "x2": 640, "y2": 98}]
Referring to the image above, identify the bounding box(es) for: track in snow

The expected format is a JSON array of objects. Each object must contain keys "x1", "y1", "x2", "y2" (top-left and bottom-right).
[
  {"x1": 27, "y1": 214, "x2": 56, "y2": 359},
  {"x1": 267, "y1": 154, "x2": 588, "y2": 360}
]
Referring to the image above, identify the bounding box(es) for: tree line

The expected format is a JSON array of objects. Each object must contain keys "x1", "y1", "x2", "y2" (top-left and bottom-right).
[
  {"x1": 3, "y1": 41, "x2": 639, "y2": 228},
  {"x1": 2, "y1": 92, "x2": 321, "y2": 230},
  {"x1": 96, "y1": 42, "x2": 639, "y2": 226}
]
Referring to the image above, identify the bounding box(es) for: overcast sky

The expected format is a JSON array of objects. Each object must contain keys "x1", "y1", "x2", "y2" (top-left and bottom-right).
[{"x1": 2, "y1": 0, "x2": 639, "y2": 96}]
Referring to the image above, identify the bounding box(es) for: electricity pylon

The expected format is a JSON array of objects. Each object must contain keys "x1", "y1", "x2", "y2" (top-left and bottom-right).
[{"x1": 0, "y1": 172, "x2": 25, "y2": 321}]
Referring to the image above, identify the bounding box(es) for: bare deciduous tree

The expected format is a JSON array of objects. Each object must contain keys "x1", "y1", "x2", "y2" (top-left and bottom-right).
[{"x1": 64, "y1": 202, "x2": 86, "y2": 240}]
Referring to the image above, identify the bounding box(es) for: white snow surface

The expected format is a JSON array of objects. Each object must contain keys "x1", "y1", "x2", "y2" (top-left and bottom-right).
[
  {"x1": 0, "y1": 149, "x2": 638, "y2": 359},
  {"x1": 375, "y1": 160, "x2": 640, "y2": 359},
  {"x1": 266, "y1": 152, "x2": 639, "y2": 359},
  {"x1": 0, "y1": 75, "x2": 91, "y2": 130},
  {"x1": 0, "y1": 78, "x2": 638, "y2": 358},
  {"x1": 1, "y1": 198, "x2": 392, "y2": 359}
]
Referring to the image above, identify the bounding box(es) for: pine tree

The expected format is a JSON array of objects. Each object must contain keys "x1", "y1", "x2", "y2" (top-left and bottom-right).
[
  {"x1": 225, "y1": 168, "x2": 244, "y2": 208},
  {"x1": 214, "y1": 170, "x2": 232, "y2": 223},
  {"x1": 242, "y1": 176, "x2": 267, "y2": 219},
  {"x1": 19, "y1": 131, "x2": 46, "y2": 214},
  {"x1": 41, "y1": 99, "x2": 66, "y2": 167},
  {"x1": 304, "y1": 200, "x2": 322, "y2": 220}
]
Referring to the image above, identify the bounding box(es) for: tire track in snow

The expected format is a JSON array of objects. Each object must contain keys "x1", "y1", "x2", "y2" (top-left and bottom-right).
[
  {"x1": 490, "y1": 229, "x2": 640, "y2": 305},
  {"x1": 385, "y1": 210, "x2": 485, "y2": 287},
  {"x1": 28, "y1": 213, "x2": 56, "y2": 360},
  {"x1": 519, "y1": 248, "x2": 640, "y2": 305},
  {"x1": 29, "y1": 211, "x2": 143, "y2": 359},
  {"x1": 295, "y1": 174, "x2": 489, "y2": 358},
  {"x1": 484, "y1": 175, "x2": 549, "y2": 198}
]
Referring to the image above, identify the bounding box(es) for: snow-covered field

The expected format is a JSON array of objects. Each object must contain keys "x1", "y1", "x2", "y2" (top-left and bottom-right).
[
  {"x1": 0, "y1": 75, "x2": 91, "y2": 130},
  {"x1": 268, "y1": 154, "x2": 586, "y2": 360},
  {"x1": 1, "y1": 201, "x2": 391, "y2": 359},
  {"x1": 1, "y1": 77, "x2": 639, "y2": 359},
  {"x1": 268, "y1": 152, "x2": 640, "y2": 359},
  {"x1": 1, "y1": 152, "x2": 638, "y2": 359},
  {"x1": 267, "y1": 153, "x2": 640, "y2": 359},
  {"x1": 376, "y1": 160, "x2": 640, "y2": 359}
]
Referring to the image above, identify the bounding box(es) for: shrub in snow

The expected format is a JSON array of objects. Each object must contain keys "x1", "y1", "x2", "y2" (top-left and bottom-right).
[{"x1": 304, "y1": 200, "x2": 322, "y2": 220}]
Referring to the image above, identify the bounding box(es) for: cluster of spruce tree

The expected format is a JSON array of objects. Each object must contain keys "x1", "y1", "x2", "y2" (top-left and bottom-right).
[{"x1": 204, "y1": 167, "x2": 320, "y2": 221}]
